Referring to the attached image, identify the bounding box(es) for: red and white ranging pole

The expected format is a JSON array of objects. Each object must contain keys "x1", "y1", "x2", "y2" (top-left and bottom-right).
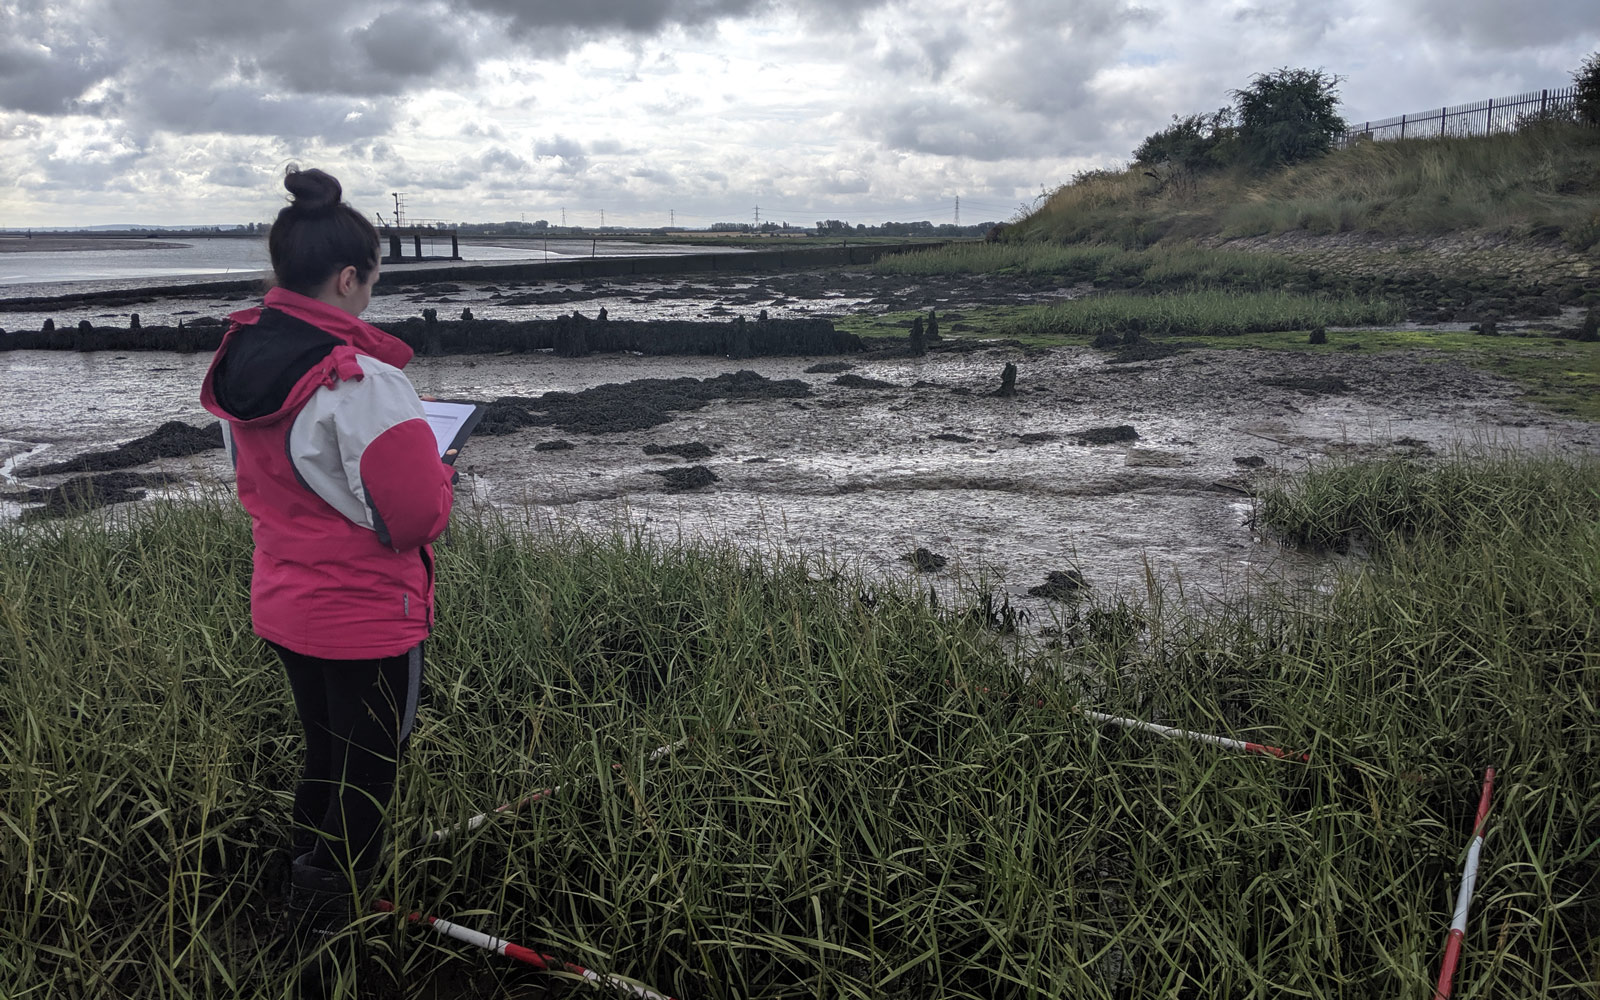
[
  {"x1": 1081, "y1": 709, "x2": 1309, "y2": 762},
  {"x1": 1431, "y1": 767, "x2": 1496, "y2": 1000},
  {"x1": 396, "y1": 739, "x2": 689, "y2": 996},
  {"x1": 373, "y1": 900, "x2": 678, "y2": 1000}
]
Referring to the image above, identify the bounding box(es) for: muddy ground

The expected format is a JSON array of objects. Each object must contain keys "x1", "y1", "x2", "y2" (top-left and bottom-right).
[
  {"x1": 0, "y1": 268, "x2": 1080, "y2": 333},
  {"x1": 6, "y1": 273, "x2": 1596, "y2": 625}
]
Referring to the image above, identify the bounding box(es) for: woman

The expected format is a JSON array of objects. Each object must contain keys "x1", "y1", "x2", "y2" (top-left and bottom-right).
[{"x1": 200, "y1": 167, "x2": 455, "y2": 990}]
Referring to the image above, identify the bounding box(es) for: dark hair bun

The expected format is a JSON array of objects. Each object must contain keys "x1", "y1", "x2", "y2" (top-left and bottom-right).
[{"x1": 283, "y1": 167, "x2": 343, "y2": 215}]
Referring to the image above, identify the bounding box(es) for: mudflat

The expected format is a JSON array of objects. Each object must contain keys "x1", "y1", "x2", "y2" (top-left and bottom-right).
[{"x1": 0, "y1": 236, "x2": 188, "y2": 253}]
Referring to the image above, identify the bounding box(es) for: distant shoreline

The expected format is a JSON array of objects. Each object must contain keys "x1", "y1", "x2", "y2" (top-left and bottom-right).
[{"x1": 0, "y1": 236, "x2": 190, "y2": 254}]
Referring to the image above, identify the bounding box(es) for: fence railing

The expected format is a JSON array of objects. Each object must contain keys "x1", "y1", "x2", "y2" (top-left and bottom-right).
[{"x1": 1340, "y1": 85, "x2": 1580, "y2": 145}]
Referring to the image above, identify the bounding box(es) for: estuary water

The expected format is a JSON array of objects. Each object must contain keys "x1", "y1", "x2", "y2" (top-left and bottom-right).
[{"x1": 0, "y1": 237, "x2": 721, "y2": 295}]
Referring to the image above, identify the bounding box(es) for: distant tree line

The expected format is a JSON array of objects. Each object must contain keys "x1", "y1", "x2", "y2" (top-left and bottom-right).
[
  {"x1": 457, "y1": 220, "x2": 551, "y2": 234},
  {"x1": 812, "y1": 220, "x2": 998, "y2": 237}
]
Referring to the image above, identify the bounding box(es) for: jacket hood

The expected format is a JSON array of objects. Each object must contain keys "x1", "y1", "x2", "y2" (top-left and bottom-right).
[{"x1": 200, "y1": 288, "x2": 415, "y2": 426}]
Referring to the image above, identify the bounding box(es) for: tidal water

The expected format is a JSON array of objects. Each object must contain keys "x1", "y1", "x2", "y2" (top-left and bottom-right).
[{"x1": 0, "y1": 237, "x2": 718, "y2": 296}]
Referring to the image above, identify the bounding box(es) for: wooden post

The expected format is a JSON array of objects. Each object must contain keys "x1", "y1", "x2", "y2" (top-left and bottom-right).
[
  {"x1": 1540, "y1": 89, "x2": 1548, "y2": 115},
  {"x1": 1400, "y1": 114, "x2": 1406, "y2": 138},
  {"x1": 451, "y1": 234, "x2": 460, "y2": 259},
  {"x1": 413, "y1": 233, "x2": 423, "y2": 258},
  {"x1": 389, "y1": 232, "x2": 403, "y2": 260}
]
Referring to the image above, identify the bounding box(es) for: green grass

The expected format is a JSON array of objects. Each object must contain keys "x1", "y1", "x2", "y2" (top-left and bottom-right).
[
  {"x1": 1002, "y1": 290, "x2": 1405, "y2": 339},
  {"x1": 1008, "y1": 125, "x2": 1600, "y2": 247},
  {"x1": 3, "y1": 456, "x2": 1599, "y2": 998},
  {"x1": 834, "y1": 306, "x2": 1028, "y2": 342},
  {"x1": 870, "y1": 243, "x2": 1306, "y2": 291}
]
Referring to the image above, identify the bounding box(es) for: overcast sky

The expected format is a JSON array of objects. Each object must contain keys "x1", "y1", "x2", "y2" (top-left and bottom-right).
[{"x1": 2, "y1": 0, "x2": 1597, "y2": 228}]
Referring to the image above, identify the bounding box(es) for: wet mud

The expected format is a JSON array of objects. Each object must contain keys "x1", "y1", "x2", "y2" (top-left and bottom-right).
[
  {"x1": 652, "y1": 466, "x2": 719, "y2": 491},
  {"x1": 1259, "y1": 376, "x2": 1352, "y2": 395},
  {"x1": 1027, "y1": 569, "x2": 1091, "y2": 601},
  {"x1": 18, "y1": 420, "x2": 222, "y2": 477},
  {"x1": 4, "y1": 276, "x2": 1599, "y2": 625},
  {"x1": 902, "y1": 548, "x2": 949, "y2": 572},
  {"x1": 644, "y1": 442, "x2": 716, "y2": 460},
  {"x1": 5, "y1": 471, "x2": 177, "y2": 520},
  {"x1": 478, "y1": 371, "x2": 812, "y2": 436}
]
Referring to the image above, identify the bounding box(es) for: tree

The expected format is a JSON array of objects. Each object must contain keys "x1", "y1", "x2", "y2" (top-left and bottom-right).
[
  {"x1": 1230, "y1": 67, "x2": 1345, "y2": 170},
  {"x1": 1575, "y1": 50, "x2": 1600, "y2": 126},
  {"x1": 1133, "y1": 109, "x2": 1234, "y2": 171}
]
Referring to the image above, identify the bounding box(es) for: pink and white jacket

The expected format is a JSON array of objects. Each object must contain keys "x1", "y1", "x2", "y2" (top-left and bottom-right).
[{"x1": 200, "y1": 287, "x2": 455, "y2": 659}]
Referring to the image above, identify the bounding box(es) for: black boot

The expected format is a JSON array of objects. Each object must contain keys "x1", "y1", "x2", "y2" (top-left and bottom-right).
[{"x1": 287, "y1": 855, "x2": 368, "y2": 999}]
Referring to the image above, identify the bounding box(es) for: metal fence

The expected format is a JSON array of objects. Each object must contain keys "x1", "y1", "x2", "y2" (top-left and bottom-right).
[{"x1": 1340, "y1": 85, "x2": 1581, "y2": 145}]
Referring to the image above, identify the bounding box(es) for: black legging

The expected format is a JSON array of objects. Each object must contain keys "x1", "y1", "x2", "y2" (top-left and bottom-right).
[{"x1": 270, "y1": 641, "x2": 423, "y2": 872}]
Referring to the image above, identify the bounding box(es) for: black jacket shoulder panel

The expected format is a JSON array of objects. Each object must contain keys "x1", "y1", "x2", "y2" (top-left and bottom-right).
[{"x1": 213, "y1": 308, "x2": 342, "y2": 421}]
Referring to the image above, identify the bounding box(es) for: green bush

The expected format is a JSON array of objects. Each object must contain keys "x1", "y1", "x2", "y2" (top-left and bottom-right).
[{"x1": 1231, "y1": 67, "x2": 1347, "y2": 170}]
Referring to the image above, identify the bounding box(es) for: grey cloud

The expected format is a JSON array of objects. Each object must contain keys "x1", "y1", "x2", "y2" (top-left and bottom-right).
[
  {"x1": 133, "y1": 72, "x2": 398, "y2": 139},
  {"x1": 878, "y1": 33, "x2": 963, "y2": 82},
  {"x1": 0, "y1": 40, "x2": 121, "y2": 114},
  {"x1": 819, "y1": 172, "x2": 870, "y2": 194},
  {"x1": 476, "y1": 146, "x2": 532, "y2": 172},
  {"x1": 454, "y1": 0, "x2": 761, "y2": 35},
  {"x1": 533, "y1": 133, "x2": 590, "y2": 170},
  {"x1": 1393, "y1": 0, "x2": 1600, "y2": 51},
  {"x1": 257, "y1": 9, "x2": 478, "y2": 97},
  {"x1": 865, "y1": 99, "x2": 1027, "y2": 160},
  {"x1": 459, "y1": 120, "x2": 507, "y2": 139},
  {"x1": 204, "y1": 163, "x2": 269, "y2": 188},
  {"x1": 856, "y1": 93, "x2": 1085, "y2": 161},
  {"x1": 629, "y1": 166, "x2": 676, "y2": 184},
  {"x1": 27, "y1": 137, "x2": 149, "y2": 191},
  {"x1": 4, "y1": 0, "x2": 870, "y2": 140},
  {"x1": 357, "y1": 9, "x2": 472, "y2": 77}
]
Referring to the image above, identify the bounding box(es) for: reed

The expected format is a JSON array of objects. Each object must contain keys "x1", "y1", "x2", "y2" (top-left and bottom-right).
[{"x1": 2, "y1": 453, "x2": 1596, "y2": 998}]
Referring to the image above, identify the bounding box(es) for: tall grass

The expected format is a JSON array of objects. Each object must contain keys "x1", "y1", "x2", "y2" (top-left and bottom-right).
[
  {"x1": 1007, "y1": 289, "x2": 1403, "y2": 339},
  {"x1": 2, "y1": 454, "x2": 1597, "y2": 998},
  {"x1": 1009, "y1": 125, "x2": 1600, "y2": 247}
]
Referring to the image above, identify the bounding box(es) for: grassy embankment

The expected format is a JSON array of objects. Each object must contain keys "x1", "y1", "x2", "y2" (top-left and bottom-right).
[
  {"x1": 1013, "y1": 124, "x2": 1600, "y2": 248},
  {"x1": 2, "y1": 453, "x2": 1597, "y2": 999}
]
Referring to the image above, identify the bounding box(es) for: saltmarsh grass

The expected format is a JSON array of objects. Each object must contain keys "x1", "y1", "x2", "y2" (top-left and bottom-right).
[
  {"x1": 1006, "y1": 289, "x2": 1404, "y2": 339},
  {"x1": 870, "y1": 243, "x2": 1305, "y2": 292},
  {"x1": 2, "y1": 453, "x2": 1597, "y2": 999}
]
